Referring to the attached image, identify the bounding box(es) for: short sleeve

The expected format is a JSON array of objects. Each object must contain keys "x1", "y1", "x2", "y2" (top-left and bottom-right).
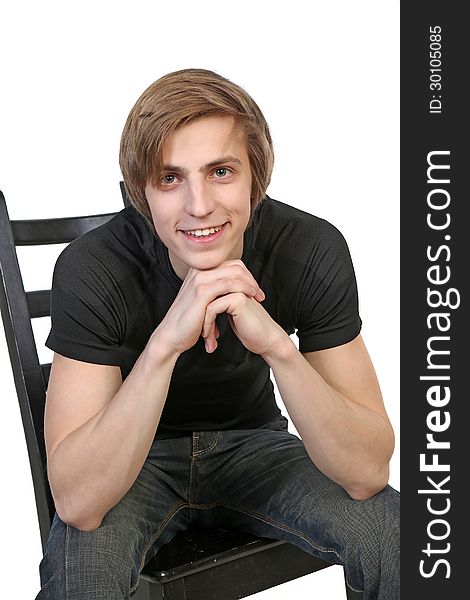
[
  {"x1": 295, "y1": 220, "x2": 362, "y2": 352},
  {"x1": 45, "y1": 239, "x2": 126, "y2": 366}
]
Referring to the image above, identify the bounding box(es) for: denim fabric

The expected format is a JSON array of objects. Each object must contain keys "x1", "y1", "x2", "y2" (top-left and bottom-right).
[{"x1": 37, "y1": 415, "x2": 400, "y2": 599}]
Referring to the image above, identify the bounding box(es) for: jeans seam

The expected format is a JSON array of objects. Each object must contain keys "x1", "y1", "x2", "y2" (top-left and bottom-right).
[
  {"x1": 65, "y1": 524, "x2": 69, "y2": 599},
  {"x1": 344, "y1": 575, "x2": 364, "y2": 593},
  {"x1": 190, "y1": 432, "x2": 219, "y2": 512},
  {"x1": 193, "y1": 432, "x2": 219, "y2": 457},
  {"x1": 189, "y1": 454, "x2": 196, "y2": 508},
  {"x1": 187, "y1": 500, "x2": 341, "y2": 561},
  {"x1": 130, "y1": 500, "x2": 190, "y2": 594}
]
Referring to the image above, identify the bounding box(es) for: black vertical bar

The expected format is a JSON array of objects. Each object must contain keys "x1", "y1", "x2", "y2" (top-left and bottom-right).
[{"x1": 401, "y1": 4, "x2": 466, "y2": 597}]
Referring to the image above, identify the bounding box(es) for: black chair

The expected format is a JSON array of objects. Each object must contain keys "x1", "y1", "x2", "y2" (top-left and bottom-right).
[{"x1": 0, "y1": 187, "x2": 362, "y2": 600}]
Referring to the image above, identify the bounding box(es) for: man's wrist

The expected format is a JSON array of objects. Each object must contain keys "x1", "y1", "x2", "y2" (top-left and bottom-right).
[
  {"x1": 261, "y1": 332, "x2": 297, "y2": 366},
  {"x1": 145, "y1": 328, "x2": 181, "y2": 367}
]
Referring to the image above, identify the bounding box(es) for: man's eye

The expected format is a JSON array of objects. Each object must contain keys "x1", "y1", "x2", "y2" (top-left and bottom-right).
[
  {"x1": 162, "y1": 175, "x2": 177, "y2": 184},
  {"x1": 213, "y1": 167, "x2": 232, "y2": 178}
]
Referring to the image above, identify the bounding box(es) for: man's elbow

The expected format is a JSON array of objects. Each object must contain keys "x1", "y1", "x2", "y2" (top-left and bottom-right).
[
  {"x1": 55, "y1": 500, "x2": 104, "y2": 532},
  {"x1": 61, "y1": 512, "x2": 104, "y2": 532},
  {"x1": 65, "y1": 515, "x2": 104, "y2": 532},
  {"x1": 347, "y1": 484, "x2": 386, "y2": 501},
  {"x1": 345, "y1": 468, "x2": 390, "y2": 501}
]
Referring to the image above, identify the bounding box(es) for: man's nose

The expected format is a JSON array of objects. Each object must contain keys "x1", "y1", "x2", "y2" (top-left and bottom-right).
[{"x1": 184, "y1": 181, "x2": 216, "y2": 217}]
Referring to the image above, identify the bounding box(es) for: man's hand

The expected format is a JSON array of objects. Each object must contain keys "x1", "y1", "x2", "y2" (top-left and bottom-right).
[
  {"x1": 202, "y1": 288, "x2": 288, "y2": 356},
  {"x1": 153, "y1": 260, "x2": 266, "y2": 356}
]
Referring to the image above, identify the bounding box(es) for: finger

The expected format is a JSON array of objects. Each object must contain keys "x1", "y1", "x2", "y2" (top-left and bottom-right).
[
  {"x1": 203, "y1": 293, "x2": 247, "y2": 336},
  {"x1": 221, "y1": 262, "x2": 264, "y2": 301},
  {"x1": 203, "y1": 319, "x2": 219, "y2": 353},
  {"x1": 254, "y1": 288, "x2": 265, "y2": 302},
  {"x1": 207, "y1": 322, "x2": 218, "y2": 352},
  {"x1": 194, "y1": 262, "x2": 264, "y2": 301},
  {"x1": 202, "y1": 313, "x2": 215, "y2": 340},
  {"x1": 223, "y1": 261, "x2": 262, "y2": 294},
  {"x1": 201, "y1": 313, "x2": 219, "y2": 353},
  {"x1": 205, "y1": 331, "x2": 218, "y2": 353},
  {"x1": 202, "y1": 300, "x2": 227, "y2": 344},
  {"x1": 194, "y1": 277, "x2": 259, "y2": 306}
]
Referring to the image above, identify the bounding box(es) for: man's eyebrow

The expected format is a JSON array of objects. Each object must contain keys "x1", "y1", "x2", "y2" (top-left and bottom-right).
[{"x1": 162, "y1": 156, "x2": 242, "y2": 174}]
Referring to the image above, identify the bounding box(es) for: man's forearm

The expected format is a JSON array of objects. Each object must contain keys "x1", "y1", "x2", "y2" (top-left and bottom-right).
[
  {"x1": 262, "y1": 337, "x2": 394, "y2": 500},
  {"x1": 48, "y1": 332, "x2": 179, "y2": 531}
]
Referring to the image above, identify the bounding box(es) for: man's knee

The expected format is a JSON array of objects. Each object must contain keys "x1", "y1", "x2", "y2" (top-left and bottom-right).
[
  {"x1": 342, "y1": 484, "x2": 400, "y2": 588},
  {"x1": 349, "y1": 485, "x2": 400, "y2": 547},
  {"x1": 37, "y1": 513, "x2": 140, "y2": 599},
  {"x1": 338, "y1": 486, "x2": 399, "y2": 595}
]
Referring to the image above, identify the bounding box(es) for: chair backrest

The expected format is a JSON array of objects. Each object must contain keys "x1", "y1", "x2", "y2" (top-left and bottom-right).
[{"x1": 0, "y1": 187, "x2": 128, "y2": 551}]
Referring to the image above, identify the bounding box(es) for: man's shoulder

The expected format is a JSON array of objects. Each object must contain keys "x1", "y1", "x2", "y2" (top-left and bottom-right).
[
  {"x1": 254, "y1": 196, "x2": 348, "y2": 257},
  {"x1": 53, "y1": 206, "x2": 155, "y2": 285}
]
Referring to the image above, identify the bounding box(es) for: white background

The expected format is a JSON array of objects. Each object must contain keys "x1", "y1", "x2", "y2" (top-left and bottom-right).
[{"x1": 0, "y1": 1, "x2": 399, "y2": 598}]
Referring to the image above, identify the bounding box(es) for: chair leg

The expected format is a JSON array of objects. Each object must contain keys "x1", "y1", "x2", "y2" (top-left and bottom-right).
[
  {"x1": 133, "y1": 577, "x2": 163, "y2": 600},
  {"x1": 343, "y1": 567, "x2": 364, "y2": 599},
  {"x1": 146, "y1": 580, "x2": 164, "y2": 600}
]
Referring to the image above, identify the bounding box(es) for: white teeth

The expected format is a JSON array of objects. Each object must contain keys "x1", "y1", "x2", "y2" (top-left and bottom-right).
[{"x1": 185, "y1": 225, "x2": 223, "y2": 237}]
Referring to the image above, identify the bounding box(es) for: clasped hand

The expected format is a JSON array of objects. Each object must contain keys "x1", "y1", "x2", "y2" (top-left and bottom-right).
[{"x1": 157, "y1": 260, "x2": 286, "y2": 357}]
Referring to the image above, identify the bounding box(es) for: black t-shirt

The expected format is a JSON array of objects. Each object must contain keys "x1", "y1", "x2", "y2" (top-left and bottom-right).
[{"x1": 46, "y1": 196, "x2": 362, "y2": 435}]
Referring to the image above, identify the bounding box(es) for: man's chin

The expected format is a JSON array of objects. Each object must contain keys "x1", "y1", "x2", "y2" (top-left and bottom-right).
[
  {"x1": 189, "y1": 256, "x2": 229, "y2": 272},
  {"x1": 169, "y1": 248, "x2": 231, "y2": 279}
]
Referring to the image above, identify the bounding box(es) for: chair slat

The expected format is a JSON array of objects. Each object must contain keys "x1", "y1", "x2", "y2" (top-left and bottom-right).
[
  {"x1": 41, "y1": 363, "x2": 51, "y2": 387},
  {"x1": 0, "y1": 190, "x2": 120, "y2": 549},
  {"x1": 11, "y1": 213, "x2": 117, "y2": 246},
  {"x1": 26, "y1": 290, "x2": 51, "y2": 319}
]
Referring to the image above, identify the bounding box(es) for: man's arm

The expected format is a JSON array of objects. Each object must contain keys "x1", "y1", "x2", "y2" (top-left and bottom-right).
[
  {"x1": 202, "y1": 294, "x2": 394, "y2": 500},
  {"x1": 46, "y1": 260, "x2": 264, "y2": 531},
  {"x1": 262, "y1": 333, "x2": 395, "y2": 500},
  {"x1": 45, "y1": 339, "x2": 179, "y2": 532}
]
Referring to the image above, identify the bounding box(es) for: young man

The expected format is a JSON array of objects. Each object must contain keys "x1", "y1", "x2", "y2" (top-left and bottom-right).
[{"x1": 37, "y1": 68, "x2": 399, "y2": 599}]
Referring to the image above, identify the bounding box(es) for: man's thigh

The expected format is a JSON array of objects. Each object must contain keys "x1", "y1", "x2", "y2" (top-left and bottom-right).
[
  {"x1": 165, "y1": 418, "x2": 399, "y2": 597},
  {"x1": 190, "y1": 416, "x2": 399, "y2": 566},
  {"x1": 38, "y1": 435, "x2": 194, "y2": 598}
]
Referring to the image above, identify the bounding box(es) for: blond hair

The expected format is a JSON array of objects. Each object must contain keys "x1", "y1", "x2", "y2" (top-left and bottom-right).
[{"x1": 119, "y1": 68, "x2": 274, "y2": 228}]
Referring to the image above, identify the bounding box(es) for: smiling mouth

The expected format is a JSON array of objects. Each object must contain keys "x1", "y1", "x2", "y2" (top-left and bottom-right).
[{"x1": 180, "y1": 223, "x2": 226, "y2": 238}]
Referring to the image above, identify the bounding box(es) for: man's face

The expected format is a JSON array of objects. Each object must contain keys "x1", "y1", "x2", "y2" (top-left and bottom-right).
[{"x1": 145, "y1": 115, "x2": 252, "y2": 280}]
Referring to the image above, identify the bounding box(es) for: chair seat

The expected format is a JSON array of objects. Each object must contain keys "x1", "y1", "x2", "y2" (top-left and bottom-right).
[{"x1": 140, "y1": 527, "x2": 333, "y2": 600}]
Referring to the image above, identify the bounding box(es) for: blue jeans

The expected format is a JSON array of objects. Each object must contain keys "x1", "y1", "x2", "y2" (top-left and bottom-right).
[{"x1": 36, "y1": 415, "x2": 400, "y2": 599}]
